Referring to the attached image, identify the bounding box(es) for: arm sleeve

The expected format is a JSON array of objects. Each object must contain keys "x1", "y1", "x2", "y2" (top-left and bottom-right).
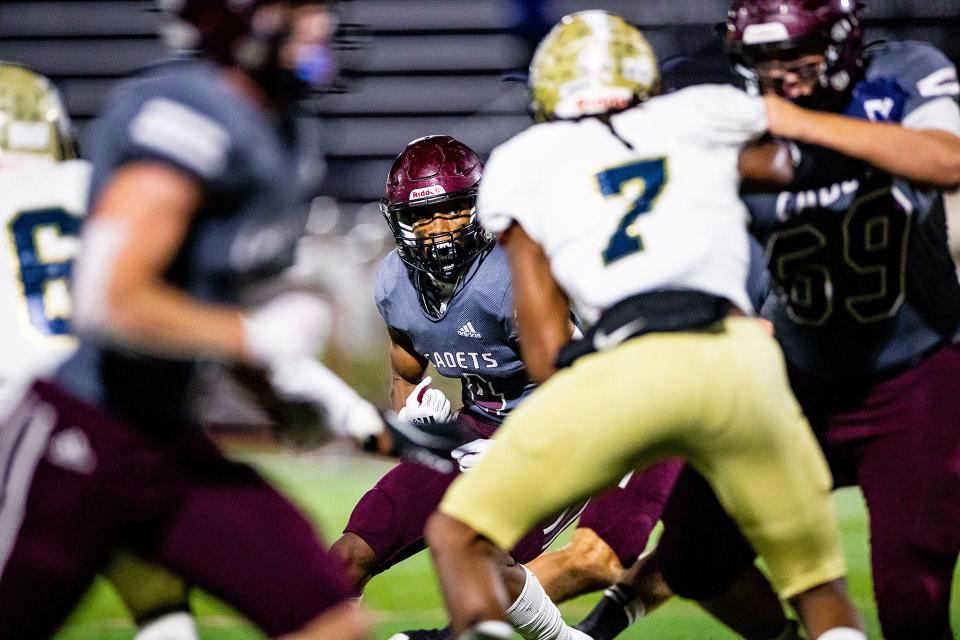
[
  {"x1": 373, "y1": 254, "x2": 395, "y2": 324},
  {"x1": 94, "y1": 87, "x2": 235, "y2": 188},
  {"x1": 684, "y1": 85, "x2": 769, "y2": 145},
  {"x1": 855, "y1": 43, "x2": 960, "y2": 134},
  {"x1": 477, "y1": 138, "x2": 542, "y2": 240},
  {"x1": 898, "y1": 45, "x2": 960, "y2": 131}
]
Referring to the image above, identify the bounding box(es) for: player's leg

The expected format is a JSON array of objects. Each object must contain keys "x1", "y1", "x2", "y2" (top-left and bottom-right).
[
  {"x1": 332, "y1": 460, "x2": 457, "y2": 591},
  {"x1": 103, "y1": 551, "x2": 197, "y2": 640},
  {"x1": 528, "y1": 459, "x2": 681, "y2": 603},
  {"x1": 578, "y1": 465, "x2": 798, "y2": 640},
  {"x1": 0, "y1": 394, "x2": 114, "y2": 639},
  {"x1": 526, "y1": 528, "x2": 622, "y2": 602},
  {"x1": 427, "y1": 332, "x2": 727, "y2": 637},
  {"x1": 693, "y1": 319, "x2": 862, "y2": 639},
  {"x1": 336, "y1": 457, "x2": 583, "y2": 640},
  {"x1": 278, "y1": 601, "x2": 370, "y2": 640},
  {"x1": 657, "y1": 467, "x2": 797, "y2": 640},
  {"x1": 850, "y1": 405, "x2": 958, "y2": 638},
  {"x1": 151, "y1": 448, "x2": 368, "y2": 640},
  {"x1": 574, "y1": 551, "x2": 671, "y2": 640},
  {"x1": 866, "y1": 344, "x2": 960, "y2": 639}
]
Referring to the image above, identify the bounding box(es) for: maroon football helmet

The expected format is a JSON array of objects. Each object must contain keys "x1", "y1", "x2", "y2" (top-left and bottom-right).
[
  {"x1": 162, "y1": 0, "x2": 336, "y2": 98},
  {"x1": 725, "y1": 0, "x2": 864, "y2": 108},
  {"x1": 381, "y1": 135, "x2": 492, "y2": 279}
]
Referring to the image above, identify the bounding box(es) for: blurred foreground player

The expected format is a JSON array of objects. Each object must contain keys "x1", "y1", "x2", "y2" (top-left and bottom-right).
[
  {"x1": 330, "y1": 135, "x2": 679, "y2": 640},
  {"x1": 0, "y1": 3, "x2": 459, "y2": 639},
  {"x1": 425, "y1": 11, "x2": 868, "y2": 640},
  {"x1": 579, "y1": 3, "x2": 960, "y2": 639},
  {"x1": 0, "y1": 62, "x2": 199, "y2": 640}
]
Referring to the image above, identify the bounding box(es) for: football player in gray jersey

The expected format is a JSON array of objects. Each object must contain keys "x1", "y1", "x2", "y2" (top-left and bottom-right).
[
  {"x1": 0, "y1": 3, "x2": 460, "y2": 639},
  {"x1": 331, "y1": 136, "x2": 681, "y2": 640}
]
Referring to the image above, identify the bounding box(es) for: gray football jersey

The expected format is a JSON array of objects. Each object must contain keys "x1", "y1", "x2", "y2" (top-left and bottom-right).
[
  {"x1": 57, "y1": 60, "x2": 323, "y2": 433},
  {"x1": 376, "y1": 244, "x2": 535, "y2": 424},
  {"x1": 746, "y1": 41, "x2": 960, "y2": 380}
]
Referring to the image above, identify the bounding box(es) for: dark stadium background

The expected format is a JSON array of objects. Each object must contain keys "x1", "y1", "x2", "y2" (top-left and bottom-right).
[{"x1": 2, "y1": 0, "x2": 958, "y2": 208}]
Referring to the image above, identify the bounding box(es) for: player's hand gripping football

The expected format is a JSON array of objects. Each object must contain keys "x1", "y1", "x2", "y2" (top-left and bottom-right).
[{"x1": 398, "y1": 376, "x2": 453, "y2": 426}]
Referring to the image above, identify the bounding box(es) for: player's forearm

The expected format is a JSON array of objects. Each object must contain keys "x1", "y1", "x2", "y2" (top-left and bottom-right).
[
  {"x1": 391, "y1": 376, "x2": 417, "y2": 412},
  {"x1": 767, "y1": 97, "x2": 960, "y2": 189},
  {"x1": 518, "y1": 323, "x2": 567, "y2": 383},
  {"x1": 105, "y1": 282, "x2": 247, "y2": 361}
]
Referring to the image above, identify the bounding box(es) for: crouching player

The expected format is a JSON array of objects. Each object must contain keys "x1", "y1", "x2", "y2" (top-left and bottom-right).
[{"x1": 330, "y1": 135, "x2": 681, "y2": 640}]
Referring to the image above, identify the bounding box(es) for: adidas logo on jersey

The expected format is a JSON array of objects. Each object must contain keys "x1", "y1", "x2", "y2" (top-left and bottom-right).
[{"x1": 457, "y1": 322, "x2": 482, "y2": 338}]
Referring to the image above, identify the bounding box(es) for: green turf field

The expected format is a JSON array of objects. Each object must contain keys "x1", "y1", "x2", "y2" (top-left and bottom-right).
[{"x1": 54, "y1": 452, "x2": 960, "y2": 639}]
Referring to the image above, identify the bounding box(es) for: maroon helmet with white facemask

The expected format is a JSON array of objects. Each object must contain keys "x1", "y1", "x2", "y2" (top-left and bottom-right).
[
  {"x1": 725, "y1": 0, "x2": 864, "y2": 108},
  {"x1": 381, "y1": 135, "x2": 492, "y2": 280}
]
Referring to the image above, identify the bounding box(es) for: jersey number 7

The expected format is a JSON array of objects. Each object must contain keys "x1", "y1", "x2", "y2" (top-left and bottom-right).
[{"x1": 596, "y1": 157, "x2": 667, "y2": 264}]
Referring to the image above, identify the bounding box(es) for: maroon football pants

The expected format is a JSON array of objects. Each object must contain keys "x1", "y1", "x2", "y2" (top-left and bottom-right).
[
  {"x1": 0, "y1": 382, "x2": 351, "y2": 639},
  {"x1": 657, "y1": 343, "x2": 960, "y2": 640}
]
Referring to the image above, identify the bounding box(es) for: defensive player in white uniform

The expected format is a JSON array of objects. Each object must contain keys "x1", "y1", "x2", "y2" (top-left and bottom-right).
[
  {"x1": 0, "y1": 62, "x2": 199, "y2": 640},
  {"x1": 0, "y1": 65, "x2": 85, "y2": 416},
  {"x1": 424, "y1": 12, "x2": 871, "y2": 640}
]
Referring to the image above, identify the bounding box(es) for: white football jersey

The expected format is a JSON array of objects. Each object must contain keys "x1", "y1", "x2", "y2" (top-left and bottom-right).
[
  {"x1": 0, "y1": 160, "x2": 89, "y2": 413},
  {"x1": 478, "y1": 85, "x2": 767, "y2": 325}
]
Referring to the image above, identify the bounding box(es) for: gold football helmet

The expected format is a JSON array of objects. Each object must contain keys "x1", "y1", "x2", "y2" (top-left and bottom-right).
[
  {"x1": 528, "y1": 10, "x2": 660, "y2": 123},
  {"x1": 0, "y1": 63, "x2": 75, "y2": 167}
]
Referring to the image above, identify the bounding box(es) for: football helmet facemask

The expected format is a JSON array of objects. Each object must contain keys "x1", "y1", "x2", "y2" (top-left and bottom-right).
[
  {"x1": 725, "y1": 0, "x2": 864, "y2": 109},
  {"x1": 528, "y1": 10, "x2": 660, "y2": 123},
  {"x1": 0, "y1": 63, "x2": 75, "y2": 171},
  {"x1": 381, "y1": 135, "x2": 492, "y2": 281}
]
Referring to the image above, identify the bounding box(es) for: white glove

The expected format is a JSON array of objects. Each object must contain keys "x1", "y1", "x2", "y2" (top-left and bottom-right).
[
  {"x1": 451, "y1": 438, "x2": 492, "y2": 472},
  {"x1": 269, "y1": 355, "x2": 383, "y2": 444},
  {"x1": 242, "y1": 292, "x2": 332, "y2": 367},
  {"x1": 397, "y1": 376, "x2": 452, "y2": 426}
]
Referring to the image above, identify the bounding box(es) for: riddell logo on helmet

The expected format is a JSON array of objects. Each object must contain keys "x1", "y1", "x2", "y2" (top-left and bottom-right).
[
  {"x1": 742, "y1": 22, "x2": 790, "y2": 45},
  {"x1": 576, "y1": 96, "x2": 630, "y2": 112},
  {"x1": 410, "y1": 185, "x2": 446, "y2": 201}
]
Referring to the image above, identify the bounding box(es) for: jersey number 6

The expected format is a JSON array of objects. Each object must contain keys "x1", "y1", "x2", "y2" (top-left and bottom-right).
[
  {"x1": 9, "y1": 208, "x2": 82, "y2": 336},
  {"x1": 596, "y1": 157, "x2": 667, "y2": 264}
]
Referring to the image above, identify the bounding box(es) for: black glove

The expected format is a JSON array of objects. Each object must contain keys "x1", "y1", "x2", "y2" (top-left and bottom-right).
[{"x1": 363, "y1": 411, "x2": 467, "y2": 475}]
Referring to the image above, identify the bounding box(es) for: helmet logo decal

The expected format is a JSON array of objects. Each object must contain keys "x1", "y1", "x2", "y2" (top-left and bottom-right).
[
  {"x1": 8, "y1": 122, "x2": 51, "y2": 150},
  {"x1": 742, "y1": 22, "x2": 790, "y2": 45},
  {"x1": 410, "y1": 185, "x2": 447, "y2": 201},
  {"x1": 622, "y1": 56, "x2": 656, "y2": 85}
]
